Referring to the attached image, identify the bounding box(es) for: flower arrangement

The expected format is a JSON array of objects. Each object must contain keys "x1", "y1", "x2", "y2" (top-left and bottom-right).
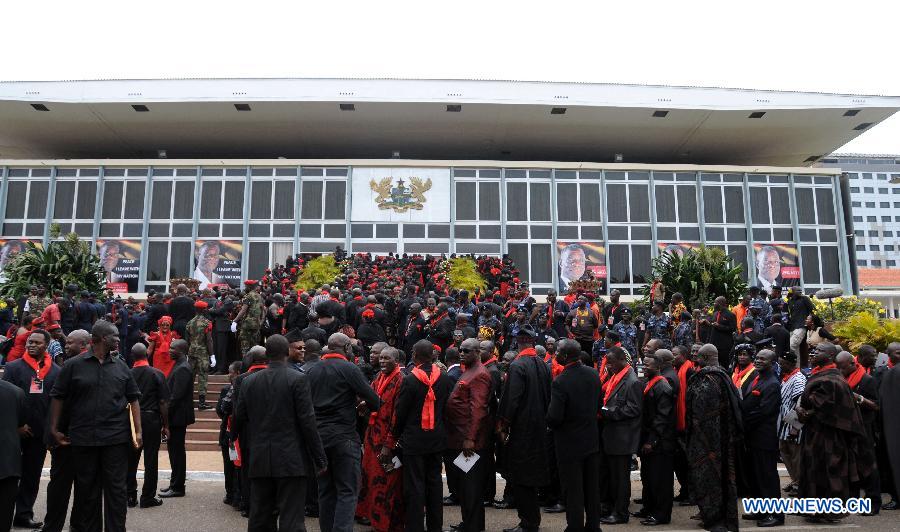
[{"x1": 812, "y1": 295, "x2": 884, "y2": 322}]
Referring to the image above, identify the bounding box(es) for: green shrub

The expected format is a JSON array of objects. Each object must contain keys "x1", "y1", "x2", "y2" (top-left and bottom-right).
[
  {"x1": 832, "y1": 312, "x2": 900, "y2": 352},
  {"x1": 294, "y1": 255, "x2": 342, "y2": 292},
  {"x1": 445, "y1": 257, "x2": 487, "y2": 293}
]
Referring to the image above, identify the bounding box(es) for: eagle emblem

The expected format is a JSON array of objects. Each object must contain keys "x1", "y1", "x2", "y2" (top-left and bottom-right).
[{"x1": 369, "y1": 177, "x2": 432, "y2": 212}]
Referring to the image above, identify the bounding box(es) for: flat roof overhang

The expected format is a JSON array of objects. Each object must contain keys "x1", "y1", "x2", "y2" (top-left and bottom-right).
[{"x1": 1, "y1": 78, "x2": 897, "y2": 165}]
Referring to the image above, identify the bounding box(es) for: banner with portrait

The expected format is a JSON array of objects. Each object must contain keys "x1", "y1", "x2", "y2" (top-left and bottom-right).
[
  {"x1": 657, "y1": 242, "x2": 701, "y2": 257},
  {"x1": 556, "y1": 241, "x2": 607, "y2": 295},
  {"x1": 96, "y1": 239, "x2": 141, "y2": 293},
  {"x1": 194, "y1": 240, "x2": 243, "y2": 289},
  {"x1": 752, "y1": 242, "x2": 800, "y2": 292},
  {"x1": 0, "y1": 239, "x2": 42, "y2": 280}
]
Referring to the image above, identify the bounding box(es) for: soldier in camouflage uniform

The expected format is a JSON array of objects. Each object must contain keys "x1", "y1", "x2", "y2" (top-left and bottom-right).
[
  {"x1": 26, "y1": 285, "x2": 52, "y2": 318},
  {"x1": 186, "y1": 300, "x2": 214, "y2": 410},
  {"x1": 235, "y1": 280, "x2": 263, "y2": 357}
]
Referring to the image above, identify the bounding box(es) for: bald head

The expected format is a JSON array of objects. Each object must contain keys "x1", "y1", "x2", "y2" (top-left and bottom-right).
[
  {"x1": 697, "y1": 343, "x2": 719, "y2": 367},
  {"x1": 654, "y1": 349, "x2": 674, "y2": 369},
  {"x1": 327, "y1": 333, "x2": 351, "y2": 353},
  {"x1": 266, "y1": 334, "x2": 289, "y2": 360},
  {"x1": 248, "y1": 345, "x2": 267, "y2": 364},
  {"x1": 557, "y1": 339, "x2": 581, "y2": 364},
  {"x1": 131, "y1": 343, "x2": 148, "y2": 360}
]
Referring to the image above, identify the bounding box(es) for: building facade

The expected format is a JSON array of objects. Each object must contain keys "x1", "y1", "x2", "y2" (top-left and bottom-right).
[{"x1": 0, "y1": 160, "x2": 852, "y2": 297}]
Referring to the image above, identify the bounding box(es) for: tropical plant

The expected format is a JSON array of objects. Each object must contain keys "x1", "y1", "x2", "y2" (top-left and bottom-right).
[
  {"x1": 812, "y1": 295, "x2": 884, "y2": 322},
  {"x1": 642, "y1": 246, "x2": 747, "y2": 310},
  {"x1": 443, "y1": 257, "x2": 488, "y2": 293},
  {"x1": 294, "y1": 255, "x2": 342, "y2": 292},
  {"x1": 832, "y1": 312, "x2": 900, "y2": 352},
  {"x1": 0, "y1": 233, "x2": 106, "y2": 300}
]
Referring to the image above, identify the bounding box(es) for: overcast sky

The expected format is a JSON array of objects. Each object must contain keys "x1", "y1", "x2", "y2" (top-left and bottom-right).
[{"x1": 3, "y1": 0, "x2": 898, "y2": 155}]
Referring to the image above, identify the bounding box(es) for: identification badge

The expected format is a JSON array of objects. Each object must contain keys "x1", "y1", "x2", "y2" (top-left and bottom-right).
[
  {"x1": 571, "y1": 318, "x2": 577, "y2": 327},
  {"x1": 607, "y1": 317, "x2": 614, "y2": 326},
  {"x1": 639, "y1": 323, "x2": 646, "y2": 331},
  {"x1": 30, "y1": 377, "x2": 43, "y2": 394}
]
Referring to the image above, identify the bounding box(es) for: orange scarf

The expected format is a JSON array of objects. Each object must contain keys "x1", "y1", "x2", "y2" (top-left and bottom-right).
[
  {"x1": 411, "y1": 365, "x2": 440, "y2": 430},
  {"x1": 812, "y1": 363, "x2": 837, "y2": 374},
  {"x1": 597, "y1": 356, "x2": 609, "y2": 384},
  {"x1": 22, "y1": 352, "x2": 52, "y2": 380},
  {"x1": 551, "y1": 358, "x2": 564, "y2": 379},
  {"x1": 133, "y1": 359, "x2": 150, "y2": 368},
  {"x1": 781, "y1": 368, "x2": 799, "y2": 383},
  {"x1": 247, "y1": 364, "x2": 268, "y2": 372},
  {"x1": 370, "y1": 367, "x2": 401, "y2": 425},
  {"x1": 732, "y1": 364, "x2": 754, "y2": 388},
  {"x1": 321, "y1": 353, "x2": 348, "y2": 361},
  {"x1": 845, "y1": 364, "x2": 866, "y2": 390},
  {"x1": 643, "y1": 375, "x2": 664, "y2": 396},
  {"x1": 676, "y1": 360, "x2": 693, "y2": 431},
  {"x1": 602, "y1": 366, "x2": 630, "y2": 406},
  {"x1": 514, "y1": 347, "x2": 537, "y2": 362}
]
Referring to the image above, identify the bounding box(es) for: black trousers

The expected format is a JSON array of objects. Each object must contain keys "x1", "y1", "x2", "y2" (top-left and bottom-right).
[
  {"x1": 0, "y1": 476, "x2": 17, "y2": 532},
  {"x1": 542, "y1": 433, "x2": 561, "y2": 504},
  {"x1": 482, "y1": 438, "x2": 497, "y2": 503},
  {"x1": 42, "y1": 446, "x2": 82, "y2": 532},
  {"x1": 558, "y1": 452, "x2": 601, "y2": 532},
  {"x1": 72, "y1": 443, "x2": 131, "y2": 532},
  {"x1": 128, "y1": 414, "x2": 161, "y2": 503},
  {"x1": 403, "y1": 452, "x2": 443, "y2": 532},
  {"x1": 511, "y1": 483, "x2": 540, "y2": 530},
  {"x1": 249, "y1": 476, "x2": 307, "y2": 532},
  {"x1": 606, "y1": 454, "x2": 631, "y2": 519},
  {"x1": 166, "y1": 425, "x2": 187, "y2": 492},
  {"x1": 746, "y1": 448, "x2": 782, "y2": 518},
  {"x1": 673, "y1": 434, "x2": 690, "y2": 498},
  {"x1": 443, "y1": 450, "x2": 461, "y2": 498},
  {"x1": 640, "y1": 452, "x2": 673, "y2": 523},
  {"x1": 240, "y1": 446, "x2": 252, "y2": 512},
  {"x1": 597, "y1": 445, "x2": 610, "y2": 510},
  {"x1": 220, "y1": 445, "x2": 236, "y2": 500},
  {"x1": 15, "y1": 435, "x2": 46, "y2": 521},
  {"x1": 455, "y1": 449, "x2": 487, "y2": 532}
]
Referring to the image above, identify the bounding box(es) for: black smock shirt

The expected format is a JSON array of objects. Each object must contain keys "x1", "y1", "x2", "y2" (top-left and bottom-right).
[
  {"x1": 2, "y1": 356, "x2": 60, "y2": 443},
  {"x1": 132, "y1": 365, "x2": 169, "y2": 413},
  {"x1": 49, "y1": 351, "x2": 141, "y2": 446},
  {"x1": 305, "y1": 355, "x2": 380, "y2": 447}
]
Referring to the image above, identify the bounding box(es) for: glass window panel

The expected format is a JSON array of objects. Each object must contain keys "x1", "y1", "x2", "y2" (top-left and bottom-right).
[
  {"x1": 658, "y1": 226, "x2": 676, "y2": 240},
  {"x1": 608, "y1": 226, "x2": 628, "y2": 240},
  {"x1": 608, "y1": 244, "x2": 629, "y2": 284},
  {"x1": 2, "y1": 223, "x2": 22, "y2": 236},
  {"x1": 32, "y1": 222, "x2": 52, "y2": 236},
  {"x1": 479, "y1": 182, "x2": 500, "y2": 221},
  {"x1": 299, "y1": 224, "x2": 320, "y2": 238},
  {"x1": 223, "y1": 181, "x2": 244, "y2": 219},
  {"x1": 249, "y1": 225, "x2": 269, "y2": 238},
  {"x1": 151, "y1": 181, "x2": 172, "y2": 219},
  {"x1": 628, "y1": 184, "x2": 649, "y2": 222},
  {"x1": 198, "y1": 223, "x2": 218, "y2": 237},
  {"x1": 529, "y1": 183, "x2": 551, "y2": 221},
  {"x1": 507, "y1": 183, "x2": 527, "y2": 221},
  {"x1": 248, "y1": 242, "x2": 269, "y2": 280},
  {"x1": 274, "y1": 181, "x2": 294, "y2": 219},
  {"x1": 54, "y1": 181, "x2": 76, "y2": 218},
  {"x1": 123, "y1": 223, "x2": 142, "y2": 237},
  {"x1": 728, "y1": 246, "x2": 748, "y2": 276},
  {"x1": 169, "y1": 241, "x2": 191, "y2": 279},
  {"x1": 531, "y1": 244, "x2": 552, "y2": 283},
  {"x1": 815, "y1": 189, "x2": 835, "y2": 225},
  {"x1": 28, "y1": 181, "x2": 50, "y2": 219},
  {"x1": 703, "y1": 186, "x2": 723, "y2": 223},
  {"x1": 676, "y1": 185, "x2": 698, "y2": 223},
  {"x1": 200, "y1": 181, "x2": 222, "y2": 219},
  {"x1": 507, "y1": 225, "x2": 527, "y2": 239},
  {"x1": 478, "y1": 225, "x2": 500, "y2": 239},
  {"x1": 251, "y1": 181, "x2": 272, "y2": 219},
  {"x1": 801, "y1": 247, "x2": 820, "y2": 285},
  {"x1": 101, "y1": 182, "x2": 124, "y2": 219},
  {"x1": 679, "y1": 226, "x2": 700, "y2": 240},
  {"x1": 557, "y1": 226, "x2": 578, "y2": 239},
  {"x1": 123, "y1": 181, "x2": 145, "y2": 219},
  {"x1": 821, "y1": 247, "x2": 840, "y2": 285},
  {"x1": 750, "y1": 188, "x2": 770, "y2": 224},
  {"x1": 531, "y1": 226, "x2": 552, "y2": 240},
  {"x1": 580, "y1": 183, "x2": 602, "y2": 222},
  {"x1": 429, "y1": 225, "x2": 450, "y2": 238},
  {"x1": 149, "y1": 224, "x2": 168, "y2": 237},
  {"x1": 323, "y1": 224, "x2": 345, "y2": 238},
  {"x1": 172, "y1": 182, "x2": 194, "y2": 218},
  {"x1": 557, "y1": 183, "x2": 578, "y2": 222},
  {"x1": 376, "y1": 224, "x2": 398, "y2": 238},
  {"x1": 770, "y1": 188, "x2": 791, "y2": 224},
  {"x1": 324, "y1": 181, "x2": 346, "y2": 219},
  {"x1": 606, "y1": 184, "x2": 627, "y2": 223},
  {"x1": 456, "y1": 183, "x2": 476, "y2": 220},
  {"x1": 301, "y1": 181, "x2": 323, "y2": 219},
  {"x1": 795, "y1": 188, "x2": 816, "y2": 225},
  {"x1": 273, "y1": 242, "x2": 293, "y2": 265},
  {"x1": 74, "y1": 181, "x2": 96, "y2": 219},
  {"x1": 5, "y1": 182, "x2": 27, "y2": 218},
  {"x1": 404, "y1": 224, "x2": 425, "y2": 238},
  {"x1": 100, "y1": 224, "x2": 119, "y2": 242},
  {"x1": 723, "y1": 186, "x2": 745, "y2": 223},
  {"x1": 146, "y1": 241, "x2": 168, "y2": 281},
  {"x1": 655, "y1": 184, "x2": 676, "y2": 223},
  {"x1": 632, "y1": 226, "x2": 651, "y2": 240},
  {"x1": 172, "y1": 223, "x2": 192, "y2": 237},
  {"x1": 456, "y1": 225, "x2": 476, "y2": 239},
  {"x1": 773, "y1": 228, "x2": 793, "y2": 241},
  {"x1": 351, "y1": 224, "x2": 373, "y2": 238},
  {"x1": 632, "y1": 245, "x2": 651, "y2": 284},
  {"x1": 507, "y1": 243, "x2": 529, "y2": 284}
]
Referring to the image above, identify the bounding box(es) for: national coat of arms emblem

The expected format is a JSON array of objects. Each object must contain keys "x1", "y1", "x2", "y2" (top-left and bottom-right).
[{"x1": 369, "y1": 177, "x2": 432, "y2": 212}]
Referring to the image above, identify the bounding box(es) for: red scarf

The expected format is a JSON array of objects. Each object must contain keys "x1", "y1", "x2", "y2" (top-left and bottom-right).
[
  {"x1": 411, "y1": 365, "x2": 440, "y2": 430},
  {"x1": 602, "y1": 366, "x2": 630, "y2": 406},
  {"x1": 430, "y1": 312, "x2": 448, "y2": 327},
  {"x1": 732, "y1": 364, "x2": 754, "y2": 388},
  {"x1": 889, "y1": 359, "x2": 896, "y2": 369},
  {"x1": 247, "y1": 364, "x2": 267, "y2": 372},
  {"x1": 781, "y1": 368, "x2": 799, "y2": 383},
  {"x1": 514, "y1": 347, "x2": 537, "y2": 362},
  {"x1": 484, "y1": 356, "x2": 498, "y2": 366},
  {"x1": 597, "y1": 356, "x2": 609, "y2": 384},
  {"x1": 133, "y1": 359, "x2": 150, "y2": 368},
  {"x1": 551, "y1": 358, "x2": 564, "y2": 379},
  {"x1": 322, "y1": 353, "x2": 349, "y2": 362},
  {"x1": 370, "y1": 367, "x2": 401, "y2": 425},
  {"x1": 643, "y1": 375, "x2": 664, "y2": 396},
  {"x1": 812, "y1": 363, "x2": 837, "y2": 374},
  {"x1": 22, "y1": 352, "x2": 52, "y2": 380},
  {"x1": 845, "y1": 364, "x2": 866, "y2": 390},
  {"x1": 676, "y1": 360, "x2": 693, "y2": 431}
]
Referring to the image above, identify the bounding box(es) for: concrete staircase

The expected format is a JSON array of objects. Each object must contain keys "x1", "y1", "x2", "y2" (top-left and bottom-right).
[{"x1": 172, "y1": 373, "x2": 229, "y2": 452}]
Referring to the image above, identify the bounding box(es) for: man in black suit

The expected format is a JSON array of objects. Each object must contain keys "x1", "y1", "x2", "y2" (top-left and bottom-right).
[
  {"x1": 393, "y1": 339, "x2": 454, "y2": 532},
  {"x1": 126, "y1": 344, "x2": 169, "y2": 509},
  {"x1": 159, "y1": 340, "x2": 194, "y2": 498},
  {"x1": 479, "y1": 340, "x2": 503, "y2": 507},
  {"x1": 703, "y1": 297, "x2": 736, "y2": 370},
  {"x1": 634, "y1": 353, "x2": 676, "y2": 526},
  {"x1": 234, "y1": 334, "x2": 327, "y2": 532},
  {"x1": 598, "y1": 346, "x2": 642, "y2": 525},
  {"x1": 739, "y1": 349, "x2": 783, "y2": 527},
  {"x1": 231, "y1": 345, "x2": 269, "y2": 517},
  {"x1": 546, "y1": 339, "x2": 602, "y2": 532},
  {"x1": 168, "y1": 284, "x2": 195, "y2": 339},
  {"x1": 763, "y1": 313, "x2": 790, "y2": 358}
]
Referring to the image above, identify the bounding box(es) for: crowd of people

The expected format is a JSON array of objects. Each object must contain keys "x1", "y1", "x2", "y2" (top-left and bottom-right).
[{"x1": 0, "y1": 250, "x2": 899, "y2": 532}]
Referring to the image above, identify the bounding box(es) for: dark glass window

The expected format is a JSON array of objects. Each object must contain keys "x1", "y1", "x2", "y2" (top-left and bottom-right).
[
  {"x1": 606, "y1": 184, "x2": 627, "y2": 222},
  {"x1": 507, "y1": 183, "x2": 527, "y2": 221},
  {"x1": 557, "y1": 183, "x2": 578, "y2": 222},
  {"x1": 71, "y1": 182, "x2": 95, "y2": 219},
  {"x1": 274, "y1": 181, "x2": 294, "y2": 219},
  {"x1": 54, "y1": 181, "x2": 76, "y2": 218},
  {"x1": 101, "y1": 182, "x2": 123, "y2": 219},
  {"x1": 628, "y1": 184, "x2": 649, "y2": 222},
  {"x1": 580, "y1": 183, "x2": 602, "y2": 222},
  {"x1": 124, "y1": 181, "x2": 145, "y2": 219},
  {"x1": 151, "y1": 181, "x2": 172, "y2": 219},
  {"x1": 750, "y1": 188, "x2": 769, "y2": 224},
  {"x1": 821, "y1": 247, "x2": 840, "y2": 285},
  {"x1": 655, "y1": 185, "x2": 676, "y2": 223},
  {"x1": 676, "y1": 186, "x2": 698, "y2": 223},
  {"x1": 703, "y1": 186, "x2": 723, "y2": 223},
  {"x1": 251, "y1": 181, "x2": 273, "y2": 219},
  {"x1": 146, "y1": 241, "x2": 168, "y2": 281},
  {"x1": 324, "y1": 181, "x2": 346, "y2": 219},
  {"x1": 531, "y1": 244, "x2": 552, "y2": 283},
  {"x1": 201, "y1": 181, "x2": 222, "y2": 218},
  {"x1": 815, "y1": 189, "x2": 835, "y2": 225},
  {"x1": 801, "y1": 246, "x2": 820, "y2": 285},
  {"x1": 529, "y1": 183, "x2": 551, "y2": 221},
  {"x1": 248, "y1": 242, "x2": 269, "y2": 280},
  {"x1": 223, "y1": 181, "x2": 244, "y2": 219},
  {"x1": 456, "y1": 183, "x2": 476, "y2": 220},
  {"x1": 26, "y1": 181, "x2": 49, "y2": 219},
  {"x1": 795, "y1": 188, "x2": 815, "y2": 225},
  {"x1": 770, "y1": 188, "x2": 791, "y2": 224},
  {"x1": 608, "y1": 244, "x2": 629, "y2": 284},
  {"x1": 632, "y1": 245, "x2": 651, "y2": 284},
  {"x1": 301, "y1": 181, "x2": 323, "y2": 219},
  {"x1": 507, "y1": 243, "x2": 529, "y2": 284},
  {"x1": 5, "y1": 182, "x2": 27, "y2": 218},
  {"x1": 172, "y1": 182, "x2": 194, "y2": 218},
  {"x1": 404, "y1": 224, "x2": 425, "y2": 238},
  {"x1": 479, "y1": 182, "x2": 500, "y2": 220}
]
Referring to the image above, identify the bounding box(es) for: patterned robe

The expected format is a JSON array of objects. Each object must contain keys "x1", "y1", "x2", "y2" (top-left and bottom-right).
[
  {"x1": 357, "y1": 368, "x2": 404, "y2": 532},
  {"x1": 685, "y1": 366, "x2": 742, "y2": 532}
]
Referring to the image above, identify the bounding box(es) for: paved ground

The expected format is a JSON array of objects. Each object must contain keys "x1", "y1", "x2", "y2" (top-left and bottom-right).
[{"x1": 25, "y1": 464, "x2": 898, "y2": 532}]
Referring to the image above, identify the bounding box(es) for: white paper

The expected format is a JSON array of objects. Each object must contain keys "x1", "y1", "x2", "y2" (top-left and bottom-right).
[
  {"x1": 453, "y1": 452, "x2": 480, "y2": 473},
  {"x1": 210, "y1": 355, "x2": 217, "y2": 367},
  {"x1": 391, "y1": 456, "x2": 402, "y2": 469},
  {"x1": 230, "y1": 322, "x2": 238, "y2": 333}
]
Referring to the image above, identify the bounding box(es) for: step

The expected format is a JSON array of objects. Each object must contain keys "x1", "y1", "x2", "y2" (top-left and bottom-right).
[
  {"x1": 195, "y1": 409, "x2": 220, "y2": 420},
  {"x1": 162, "y1": 440, "x2": 220, "y2": 452},
  {"x1": 180, "y1": 428, "x2": 220, "y2": 442}
]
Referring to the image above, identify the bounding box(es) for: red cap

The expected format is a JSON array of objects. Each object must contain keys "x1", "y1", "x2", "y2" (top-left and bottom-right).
[{"x1": 194, "y1": 301, "x2": 209, "y2": 309}]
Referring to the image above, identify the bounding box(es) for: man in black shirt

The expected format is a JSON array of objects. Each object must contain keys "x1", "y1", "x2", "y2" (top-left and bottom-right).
[
  {"x1": 306, "y1": 332, "x2": 380, "y2": 532},
  {"x1": 142, "y1": 292, "x2": 168, "y2": 334},
  {"x1": 127, "y1": 344, "x2": 170, "y2": 509},
  {"x1": 160, "y1": 340, "x2": 194, "y2": 499},
  {"x1": 0, "y1": 379, "x2": 26, "y2": 532},
  {"x1": 168, "y1": 284, "x2": 195, "y2": 339},
  {"x1": 2, "y1": 328, "x2": 60, "y2": 529},
  {"x1": 763, "y1": 313, "x2": 791, "y2": 358},
  {"x1": 49, "y1": 320, "x2": 142, "y2": 532}
]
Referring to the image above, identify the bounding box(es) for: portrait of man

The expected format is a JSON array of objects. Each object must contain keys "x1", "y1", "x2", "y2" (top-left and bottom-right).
[
  {"x1": 755, "y1": 245, "x2": 782, "y2": 292},
  {"x1": 558, "y1": 243, "x2": 587, "y2": 293},
  {"x1": 98, "y1": 241, "x2": 123, "y2": 281},
  {"x1": 194, "y1": 241, "x2": 225, "y2": 289},
  {"x1": 0, "y1": 239, "x2": 25, "y2": 272}
]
